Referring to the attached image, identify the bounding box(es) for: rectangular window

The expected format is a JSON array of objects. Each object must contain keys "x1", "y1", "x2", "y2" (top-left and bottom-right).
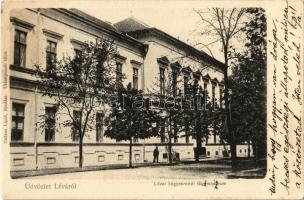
[
  {"x1": 172, "y1": 69, "x2": 178, "y2": 96},
  {"x1": 118, "y1": 154, "x2": 123, "y2": 160},
  {"x1": 14, "y1": 30, "x2": 27, "y2": 67},
  {"x1": 72, "y1": 110, "x2": 81, "y2": 142},
  {"x1": 212, "y1": 85, "x2": 215, "y2": 109},
  {"x1": 219, "y1": 87, "x2": 223, "y2": 109},
  {"x1": 116, "y1": 62, "x2": 123, "y2": 83},
  {"x1": 133, "y1": 68, "x2": 139, "y2": 90},
  {"x1": 214, "y1": 98, "x2": 218, "y2": 109},
  {"x1": 47, "y1": 157, "x2": 56, "y2": 164},
  {"x1": 184, "y1": 76, "x2": 189, "y2": 95},
  {"x1": 203, "y1": 82, "x2": 207, "y2": 109},
  {"x1": 98, "y1": 155, "x2": 105, "y2": 162},
  {"x1": 96, "y1": 112, "x2": 104, "y2": 142},
  {"x1": 74, "y1": 48, "x2": 82, "y2": 58},
  {"x1": 46, "y1": 40, "x2": 57, "y2": 72},
  {"x1": 159, "y1": 67, "x2": 165, "y2": 95},
  {"x1": 13, "y1": 158, "x2": 24, "y2": 166},
  {"x1": 11, "y1": 103, "x2": 25, "y2": 141},
  {"x1": 45, "y1": 106, "x2": 56, "y2": 142},
  {"x1": 135, "y1": 154, "x2": 140, "y2": 161},
  {"x1": 73, "y1": 48, "x2": 82, "y2": 77}
]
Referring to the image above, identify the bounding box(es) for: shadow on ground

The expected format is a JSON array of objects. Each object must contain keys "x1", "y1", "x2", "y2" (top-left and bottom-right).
[{"x1": 181, "y1": 158, "x2": 267, "y2": 179}]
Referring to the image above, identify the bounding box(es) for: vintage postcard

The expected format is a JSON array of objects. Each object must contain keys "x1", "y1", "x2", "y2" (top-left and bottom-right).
[{"x1": 1, "y1": 0, "x2": 303, "y2": 199}]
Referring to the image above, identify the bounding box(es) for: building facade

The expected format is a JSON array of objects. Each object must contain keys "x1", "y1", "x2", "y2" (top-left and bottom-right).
[{"x1": 7, "y1": 8, "x2": 252, "y2": 172}]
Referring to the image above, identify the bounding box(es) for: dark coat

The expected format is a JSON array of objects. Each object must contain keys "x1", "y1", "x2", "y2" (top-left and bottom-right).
[{"x1": 153, "y1": 148, "x2": 159, "y2": 157}]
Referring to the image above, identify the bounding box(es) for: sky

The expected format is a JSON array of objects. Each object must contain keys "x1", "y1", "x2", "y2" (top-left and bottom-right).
[{"x1": 79, "y1": 1, "x2": 226, "y2": 62}]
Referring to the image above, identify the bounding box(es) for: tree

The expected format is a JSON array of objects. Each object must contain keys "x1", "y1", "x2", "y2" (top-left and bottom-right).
[
  {"x1": 194, "y1": 8, "x2": 246, "y2": 168},
  {"x1": 105, "y1": 83, "x2": 158, "y2": 167},
  {"x1": 35, "y1": 38, "x2": 119, "y2": 168},
  {"x1": 149, "y1": 67, "x2": 184, "y2": 164},
  {"x1": 230, "y1": 8, "x2": 267, "y2": 161},
  {"x1": 183, "y1": 78, "x2": 225, "y2": 162}
]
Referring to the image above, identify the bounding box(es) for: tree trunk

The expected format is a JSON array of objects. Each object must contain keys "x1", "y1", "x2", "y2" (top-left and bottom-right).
[
  {"x1": 167, "y1": 116, "x2": 173, "y2": 164},
  {"x1": 230, "y1": 144, "x2": 237, "y2": 169},
  {"x1": 168, "y1": 137, "x2": 172, "y2": 164},
  {"x1": 195, "y1": 139, "x2": 202, "y2": 162},
  {"x1": 168, "y1": 128, "x2": 172, "y2": 165},
  {"x1": 223, "y1": 48, "x2": 237, "y2": 169},
  {"x1": 195, "y1": 119, "x2": 202, "y2": 162},
  {"x1": 129, "y1": 138, "x2": 133, "y2": 168},
  {"x1": 79, "y1": 137, "x2": 83, "y2": 168},
  {"x1": 247, "y1": 140, "x2": 251, "y2": 158},
  {"x1": 194, "y1": 89, "x2": 201, "y2": 163},
  {"x1": 255, "y1": 138, "x2": 258, "y2": 163}
]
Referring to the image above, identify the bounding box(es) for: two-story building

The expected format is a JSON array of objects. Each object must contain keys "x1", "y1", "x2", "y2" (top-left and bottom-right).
[{"x1": 7, "y1": 8, "x2": 252, "y2": 172}]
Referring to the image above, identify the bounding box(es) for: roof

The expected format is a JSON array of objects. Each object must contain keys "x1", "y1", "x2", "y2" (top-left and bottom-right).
[
  {"x1": 69, "y1": 9, "x2": 120, "y2": 33},
  {"x1": 47, "y1": 9, "x2": 148, "y2": 55},
  {"x1": 114, "y1": 18, "x2": 226, "y2": 71},
  {"x1": 114, "y1": 17, "x2": 150, "y2": 33},
  {"x1": 38, "y1": 9, "x2": 225, "y2": 70}
]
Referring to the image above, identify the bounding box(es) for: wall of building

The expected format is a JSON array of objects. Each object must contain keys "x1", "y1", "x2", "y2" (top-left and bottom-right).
[
  {"x1": 10, "y1": 143, "x2": 194, "y2": 171},
  {"x1": 142, "y1": 38, "x2": 224, "y2": 94},
  {"x1": 9, "y1": 9, "x2": 145, "y2": 144},
  {"x1": 9, "y1": 9, "x2": 145, "y2": 86},
  {"x1": 8, "y1": 9, "x2": 251, "y2": 173},
  {"x1": 140, "y1": 35, "x2": 225, "y2": 146},
  {"x1": 205, "y1": 144, "x2": 253, "y2": 158}
]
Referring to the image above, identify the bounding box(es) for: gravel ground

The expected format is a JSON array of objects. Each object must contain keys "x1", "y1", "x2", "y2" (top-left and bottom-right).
[{"x1": 23, "y1": 162, "x2": 265, "y2": 180}]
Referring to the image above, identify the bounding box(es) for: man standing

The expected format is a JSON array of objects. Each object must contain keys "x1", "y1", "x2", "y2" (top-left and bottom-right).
[{"x1": 153, "y1": 146, "x2": 159, "y2": 163}]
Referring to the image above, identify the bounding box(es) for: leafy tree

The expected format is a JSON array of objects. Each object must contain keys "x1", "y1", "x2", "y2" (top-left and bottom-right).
[
  {"x1": 184, "y1": 78, "x2": 225, "y2": 161},
  {"x1": 149, "y1": 68, "x2": 185, "y2": 164},
  {"x1": 230, "y1": 8, "x2": 266, "y2": 161},
  {"x1": 105, "y1": 83, "x2": 158, "y2": 167},
  {"x1": 35, "y1": 38, "x2": 119, "y2": 168},
  {"x1": 194, "y1": 8, "x2": 246, "y2": 168}
]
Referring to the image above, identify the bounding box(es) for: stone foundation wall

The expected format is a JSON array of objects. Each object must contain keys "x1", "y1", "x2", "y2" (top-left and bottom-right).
[
  {"x1": 205, "y1": 144, "x2": 253, "y2": 158},
  {"x1": 10, "y1": 143, "x2": 194, "y2": 171}
]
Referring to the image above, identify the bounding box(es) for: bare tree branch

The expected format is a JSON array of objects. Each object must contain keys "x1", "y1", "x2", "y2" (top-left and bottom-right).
[
  {"x1": 193, "y1": 40, "x2": 220, "y2": 59},
  {"x1": 194, "y1": 9, "x2": 222, "y2": 38}
]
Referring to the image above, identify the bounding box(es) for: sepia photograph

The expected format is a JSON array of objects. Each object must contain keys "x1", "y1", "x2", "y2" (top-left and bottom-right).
[{"x1": 1, "y1": 1, "x2": 303, "y2": 199}]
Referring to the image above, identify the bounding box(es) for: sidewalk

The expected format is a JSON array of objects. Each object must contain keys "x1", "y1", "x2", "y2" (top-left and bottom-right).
[{"x1": 10, "y1": 161, "x2": 176, "y2": 179}]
